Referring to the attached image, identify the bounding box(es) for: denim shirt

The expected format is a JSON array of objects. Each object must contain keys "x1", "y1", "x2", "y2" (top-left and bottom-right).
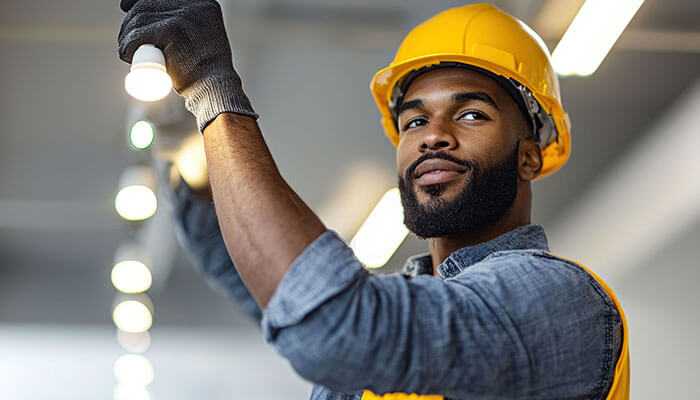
[{"x1": 159, "y1": 165, "x2": 622, "y2": 400}]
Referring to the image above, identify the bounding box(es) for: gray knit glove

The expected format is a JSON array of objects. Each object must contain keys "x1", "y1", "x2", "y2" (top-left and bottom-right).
[{"x1": 118, "y1": 0, "x2": 257, "y2": 132}]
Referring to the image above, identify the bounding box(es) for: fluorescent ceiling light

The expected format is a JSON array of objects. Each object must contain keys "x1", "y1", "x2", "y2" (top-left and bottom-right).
[
  {"x1": 552, "y1": 0, "x2": 645, "y2": 76},
  {"x1": 350, "y1": 188, "x2": 408, "y2": 269}
]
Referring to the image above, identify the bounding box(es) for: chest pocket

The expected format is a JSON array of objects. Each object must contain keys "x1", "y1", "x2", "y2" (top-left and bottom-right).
[{"x1": 361, "y1": 390, "x2": 443, "y2": 400}]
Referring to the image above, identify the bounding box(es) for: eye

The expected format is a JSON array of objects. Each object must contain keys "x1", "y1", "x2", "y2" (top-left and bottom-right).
[
  {"x1": 458, "y1": 111, "x2": 488, "y2": 121},
  {"x1": 403, "y1": 117, "x2": 428, "y2": 131}
]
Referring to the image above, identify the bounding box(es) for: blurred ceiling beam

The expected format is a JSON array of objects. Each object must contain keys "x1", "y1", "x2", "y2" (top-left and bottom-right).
[
  {"x1": 549, "y1": 79, "x2": 700, "y2": 283},
  {"x1": 616, "y1": 30, "x2": 700, "y2": 53},
  {"x1": 4, "y1": 23, "x2": 697, "y2": 55}
]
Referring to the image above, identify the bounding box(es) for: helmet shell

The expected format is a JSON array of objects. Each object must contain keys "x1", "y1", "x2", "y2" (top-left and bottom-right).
[{"x1": 370, "y1": 3, "x2": 571, "y2": 179}]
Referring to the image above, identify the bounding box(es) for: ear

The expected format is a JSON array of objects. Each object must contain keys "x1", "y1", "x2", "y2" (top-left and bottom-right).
[{"x1": 517, "y1": 139, "x2": 543, "y2": 181}]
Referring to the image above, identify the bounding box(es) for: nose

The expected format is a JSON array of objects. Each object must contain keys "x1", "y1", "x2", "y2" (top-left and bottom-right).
[{"x1": 419, "y1": 122, "x2": 457, "y2": 152}]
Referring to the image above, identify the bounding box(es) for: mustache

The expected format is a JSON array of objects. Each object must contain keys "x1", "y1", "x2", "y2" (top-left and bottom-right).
[{"x1": 404, "y1": 152, "x2": 475, "y2": 182}]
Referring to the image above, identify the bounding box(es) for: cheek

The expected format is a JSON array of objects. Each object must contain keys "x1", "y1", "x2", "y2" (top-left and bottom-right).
[
  {"x1": 396, "y1": 140, "x2": 411, "y2": 174},
  {"x1": 460, "y1": 123, "x2": 511, "y2": 154}
]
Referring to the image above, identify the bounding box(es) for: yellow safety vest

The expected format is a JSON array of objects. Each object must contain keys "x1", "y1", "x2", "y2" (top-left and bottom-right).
[{"x1": 361, "y1": 254, "x2": 630, "y2": 400}]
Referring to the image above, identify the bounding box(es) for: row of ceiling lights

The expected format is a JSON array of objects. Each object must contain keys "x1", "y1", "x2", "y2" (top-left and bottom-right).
[{"x1": 108, "y1": 44, "x2": 173, "y2": 400}]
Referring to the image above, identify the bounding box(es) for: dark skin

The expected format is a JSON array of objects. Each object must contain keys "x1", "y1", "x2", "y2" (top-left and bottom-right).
[
  {"x1": 198, "y1": 67, "x2": 542, "y2": 308},
  {"x1": 395, "y1": 67, "x2": 543, "y2": 274}
]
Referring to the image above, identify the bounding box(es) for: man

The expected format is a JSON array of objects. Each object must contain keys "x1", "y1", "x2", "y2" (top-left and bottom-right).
[{"x1": 119, "y1": 2, "x2": 630, "y2": 399}]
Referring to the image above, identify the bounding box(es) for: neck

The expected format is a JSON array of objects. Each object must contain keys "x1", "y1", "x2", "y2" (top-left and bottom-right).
[{"x1": 428, "y1": 183, "x2": 531, "y2": 275}]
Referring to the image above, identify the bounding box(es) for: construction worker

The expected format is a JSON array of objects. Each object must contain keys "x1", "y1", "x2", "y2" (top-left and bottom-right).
[{"x1": 119, "y1": 1, "x2": 629, "y2": 399}]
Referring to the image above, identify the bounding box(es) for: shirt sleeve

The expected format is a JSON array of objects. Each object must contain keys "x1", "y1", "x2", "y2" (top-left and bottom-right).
[
  {"x1": 260, "y1": 229, "x2": 619, "y2": 399},
  {"x1": 156, "y1": 159, "x2": 262, "y2": 323}
]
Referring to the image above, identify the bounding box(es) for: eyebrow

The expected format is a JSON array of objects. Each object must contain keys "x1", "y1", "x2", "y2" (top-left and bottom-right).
[
  {"x1": 396, "y1": 99, "x2": 424, "y2": 118},
  {"x1": 453, "y1": 91, "x2": 500, "y2": 110},
  {"x1": 396, "y1": 91, "x2": 500, "y2": 118}
]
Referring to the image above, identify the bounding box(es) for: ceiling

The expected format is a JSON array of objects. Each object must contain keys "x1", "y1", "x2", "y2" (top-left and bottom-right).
[{"x1": 0, "y1": 0, "x2": 698, "y2": 326}]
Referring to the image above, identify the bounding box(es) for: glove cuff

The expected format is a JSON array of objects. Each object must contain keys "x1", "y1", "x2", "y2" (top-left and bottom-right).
[{"x1": 184, "y1": 75, "x2": 258, "y2": 133}]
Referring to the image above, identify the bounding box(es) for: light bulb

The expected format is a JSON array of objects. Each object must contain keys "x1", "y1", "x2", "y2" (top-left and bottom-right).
[
  {"x1": 112, "y1": 260, "x2": 152, "y2": 294},
  {"x1": 125, "y1": 45, "x2": 173, "y2": 102},
  {"x1": 113, "y1": 300, "x2": 153, "y2": 333},
  {"x1": 114, "y1": 354, "x2": 154, "y2": 386},
  {"x1": 129, "y1": 120, "x2": 155, "y2": 150},
  {"x1": 115, "y1": 185, "x2": 157, "y2": 221}
]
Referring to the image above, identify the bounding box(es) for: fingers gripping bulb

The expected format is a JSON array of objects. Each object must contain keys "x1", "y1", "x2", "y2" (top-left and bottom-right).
[{"x1": 125, "y1": 44, "x2": 173, "y2": 102}]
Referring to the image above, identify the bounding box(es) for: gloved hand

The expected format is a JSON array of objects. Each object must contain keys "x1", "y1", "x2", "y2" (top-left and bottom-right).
[{"x1": 118, "y1": 0, "x2": 258, "y2": 132}]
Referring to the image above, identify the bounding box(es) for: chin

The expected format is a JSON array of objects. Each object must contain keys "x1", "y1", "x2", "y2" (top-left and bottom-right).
[{"x1": 416, "y1": 180, "x2": 466, "y2": 201}]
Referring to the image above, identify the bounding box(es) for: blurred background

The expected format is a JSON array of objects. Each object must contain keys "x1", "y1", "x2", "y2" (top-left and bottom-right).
[{"x1": 1, "y1": 0, "x2": 699, "y2": 399}]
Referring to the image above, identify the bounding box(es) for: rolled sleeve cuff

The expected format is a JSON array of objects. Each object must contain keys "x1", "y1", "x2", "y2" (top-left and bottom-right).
[{"x1": 261, "y1": 229, "x2": 367, "y2": 342}]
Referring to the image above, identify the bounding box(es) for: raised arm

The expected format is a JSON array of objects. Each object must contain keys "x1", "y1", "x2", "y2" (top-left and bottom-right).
[
  {"x1": 201, "y1": 113, "x2": 326, "y2": 308},
  {"x1": 118, "y1": 0, "x2": 324, "y2": 310}
]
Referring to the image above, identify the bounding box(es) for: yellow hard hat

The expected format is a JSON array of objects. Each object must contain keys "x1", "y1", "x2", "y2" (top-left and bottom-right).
[{"x1": 370, "y1": 3, "x2": 571, "y2": 179}]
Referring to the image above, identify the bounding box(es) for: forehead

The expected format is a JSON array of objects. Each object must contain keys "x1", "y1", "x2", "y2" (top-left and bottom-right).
[{"x1": 402, "y1": 67, "x2": 507, "y2": 102}]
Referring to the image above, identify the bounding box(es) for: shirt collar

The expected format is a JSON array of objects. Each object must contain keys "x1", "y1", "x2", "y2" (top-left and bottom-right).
[{"x1": 401, "y1": 224, "x2": 549, "y2": 279}]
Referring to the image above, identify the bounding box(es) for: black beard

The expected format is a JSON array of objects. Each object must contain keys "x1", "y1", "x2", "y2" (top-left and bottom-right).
[{"x1": 398, "y1": 144, "x2": 519, "y2": 239}]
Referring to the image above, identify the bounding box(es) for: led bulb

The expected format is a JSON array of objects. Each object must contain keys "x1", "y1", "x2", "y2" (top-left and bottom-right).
[
  {"x1": 112, "y1": 260, "x2": 153, "y2": 294},
  {"x1": 114, "y1": 354, "x2": 154, "y2": 386},
  {"x1": 125, "y1": 45, "x2": 173, "y2": 102},
  {"x1": 129, "y1": 120, "x2": 155, "y2": 150},
  {"x1": 115, "y1": 185, "x2": 157, "y2": 221},
  {"x1": 115, "y1": 166, "x2": 157, "y2": 222},
  {"x1": 113, "y1": 300, "x2": 153, "y2": 333}
]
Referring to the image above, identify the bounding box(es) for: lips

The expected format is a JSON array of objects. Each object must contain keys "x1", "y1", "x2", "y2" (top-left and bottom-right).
[
  {"x1": 413, "y1": 158, "x2": 468, "y2": 187},
  {"x1": 413, "y1": 158, "x2": 467, "y2": 179}
]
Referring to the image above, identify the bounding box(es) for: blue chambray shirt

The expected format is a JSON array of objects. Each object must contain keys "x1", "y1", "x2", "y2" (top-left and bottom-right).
[{"x1": 158, "y1": 162, "x2": 622, "y2": 400}]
